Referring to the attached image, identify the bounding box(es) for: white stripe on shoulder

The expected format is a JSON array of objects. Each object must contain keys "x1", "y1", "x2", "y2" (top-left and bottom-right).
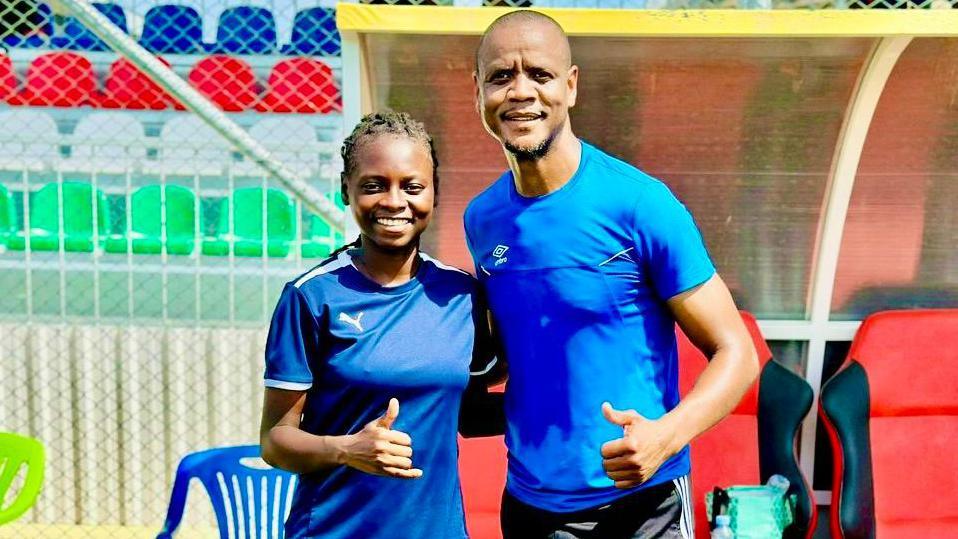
[
  {"x1": 470, "y1": 357, "x2": 498, "y2": 377},
  {"x1": 420, "y1": 253, "x2": 470, "y2": 276},
  {"x1": 294, "y1": 250, "x2": 352, "y2": 288},
  {"x1": 264, "y1": 379, "x2": 312, "y2": 391}
]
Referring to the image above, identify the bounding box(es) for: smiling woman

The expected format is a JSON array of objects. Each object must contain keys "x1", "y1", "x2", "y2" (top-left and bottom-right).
[{"x1": 258, "y1": 111, "x2": 505, "y2": 539}]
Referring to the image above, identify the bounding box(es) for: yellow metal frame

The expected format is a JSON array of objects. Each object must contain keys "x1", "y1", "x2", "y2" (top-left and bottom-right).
[{"x1": 336, "y1": 5, "x2": 958, "y2": 37}]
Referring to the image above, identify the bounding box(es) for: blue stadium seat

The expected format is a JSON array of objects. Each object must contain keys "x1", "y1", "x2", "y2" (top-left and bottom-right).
[
  {"x1": 139, "y1": 5, "x2": 205, "y2": 54},
  {"x1": 52, "y1": 2, "x2": 128, "y2": 51},
  {"x1": 282, "y1": 7, "x2": 340, "y2": 56},
  {"x1": 212, "y1": 6, "x2": 277, "y2": 54},
  {"x1": 1, "y1": 1, "x2": 52, "y2": 49}
]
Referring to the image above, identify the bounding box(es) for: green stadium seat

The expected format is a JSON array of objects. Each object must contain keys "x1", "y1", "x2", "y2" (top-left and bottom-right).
[
  {"x1": 104, "y1": 185, "x2": 197, "y2": 255},
  {"x1": 8, "y1": 182, "x2": 109, "y2": 252},
  {"x1": 202, "y1": 188, "x2": 296, "y2": 258},
  {"x1": 0, "y1": 185, "x2": 15, "y2": 248},
  {"x1": 302, "y1": 192, "x2": 346, "y2": 259}
]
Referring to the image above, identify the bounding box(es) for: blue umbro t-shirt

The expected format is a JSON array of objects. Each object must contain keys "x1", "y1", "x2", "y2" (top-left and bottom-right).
[
  {"x1": 264, "y1": 250, "x2": 478, "y2": 538},
  {"x1": 464, "y1": 140, "x2": 716, "y2": 512}
]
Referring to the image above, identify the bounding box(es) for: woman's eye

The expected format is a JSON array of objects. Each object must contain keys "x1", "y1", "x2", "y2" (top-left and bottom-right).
[
  {"x1": 405, "y1": 184, "x2": 425, "y2": 194},
  {"x1": 361, "y1": 183, "x2": 384, "y2": 193}
]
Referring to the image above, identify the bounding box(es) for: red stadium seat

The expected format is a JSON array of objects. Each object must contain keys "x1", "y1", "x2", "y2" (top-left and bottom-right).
[
  {"x1": 459, "y1": 435, "x2": 506, "y2": 539},
  {"x1": 820, "y1": 309, "x2": 958, "y2": 539},
  {"x1": 98, "y1": 57, "x2": 181, "y2": 110},
  {"x1": 187, "y1": 55, "x2": 259, "y2": 112},
  {"x1": 14, "y1": 52, "x2": 98, "y2": 107},
  {"x1": 678, "y1": 312, "x2": 815, "y2": 538},
  {"x1": 255, "y1": 58, "x2": 341, "y2": 114},
  {"x1": 0, "y1": 55, "x2": 17, "y2": 102}
]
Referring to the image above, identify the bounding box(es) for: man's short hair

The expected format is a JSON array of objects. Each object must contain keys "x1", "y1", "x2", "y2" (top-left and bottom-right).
[{"x1": 475, "y1": 10, "x2": 571, "y2": 73}]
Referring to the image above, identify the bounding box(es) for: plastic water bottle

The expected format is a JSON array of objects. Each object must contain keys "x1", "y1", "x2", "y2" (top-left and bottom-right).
[
  {"x1": 711, "y1": 514, "x2": 734, "y2": 539},
  {"x1": 767, "y1": 474, "x2": 790, "y2": 494}
]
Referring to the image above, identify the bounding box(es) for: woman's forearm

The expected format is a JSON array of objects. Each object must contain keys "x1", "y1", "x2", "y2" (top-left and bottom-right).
[{"x1": 262, "y1": 424, "x2": 347, "y2": 474}]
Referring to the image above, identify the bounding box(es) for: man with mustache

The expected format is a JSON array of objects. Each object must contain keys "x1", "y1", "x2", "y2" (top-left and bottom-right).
[{"x1": 464, "y1": 11, "x2": 760, "y2": 538}]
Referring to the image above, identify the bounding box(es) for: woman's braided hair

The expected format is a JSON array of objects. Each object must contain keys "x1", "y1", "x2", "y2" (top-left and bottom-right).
[
  {"x1": 330, "y1": 111, "x2": 439, "y2": 259},
  {"x1": 339, "y1": 111, "x2": 440, "y2": 202}
]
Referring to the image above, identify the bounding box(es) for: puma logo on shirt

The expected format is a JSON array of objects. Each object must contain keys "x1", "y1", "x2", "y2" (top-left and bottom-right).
[{"x1": 339, "y1": 311, "x2": 364, "y2": 332}]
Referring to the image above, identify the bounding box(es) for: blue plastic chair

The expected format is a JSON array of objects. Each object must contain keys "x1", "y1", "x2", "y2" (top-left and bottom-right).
[
  {"x1": 1, "y1": 2, "x2": 53, "y2": 49},
  {"x1": 282, "y1": 7, "x2": 340, "y2": 56},
  {"x1": 139, "y1": 5, "x2": 204, "y2": 54},
  {"x1": 156, "y1": 445, "x2": 298, "y2": 539},
  {"x1": 212, "y1": 6, "x2": 277, "y2": 54},
  {"x1": 52, "y1": 2, "x2": 128, "y2": 51}
]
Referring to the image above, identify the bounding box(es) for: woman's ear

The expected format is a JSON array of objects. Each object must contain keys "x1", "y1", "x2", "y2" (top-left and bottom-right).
[{"x1": 339, "y1": 174, "x2": 349, "y2": 206}]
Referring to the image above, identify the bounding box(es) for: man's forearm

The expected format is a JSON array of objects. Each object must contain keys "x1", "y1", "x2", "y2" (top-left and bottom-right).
[{"x1": 660, "y1": 341, "x2": 759, "y2": 453}]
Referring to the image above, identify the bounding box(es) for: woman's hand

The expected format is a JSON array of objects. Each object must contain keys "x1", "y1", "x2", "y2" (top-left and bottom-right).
[{"x1": 340, "y1": 398, "x2": 423, "y2": 479}]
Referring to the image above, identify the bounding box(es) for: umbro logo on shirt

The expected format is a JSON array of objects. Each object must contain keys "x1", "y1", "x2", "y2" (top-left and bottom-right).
[
  {"x1": 492, "y1": 244, "x2": 509, "y2": 266},
  {"x1": 338, "y1": 312, "x2": 364, "y2": 332}
]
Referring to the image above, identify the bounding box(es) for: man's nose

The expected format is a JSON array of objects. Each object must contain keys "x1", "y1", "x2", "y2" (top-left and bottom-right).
[{"x1": 507, "y1": 73, "x2": 536, "y2": 101}]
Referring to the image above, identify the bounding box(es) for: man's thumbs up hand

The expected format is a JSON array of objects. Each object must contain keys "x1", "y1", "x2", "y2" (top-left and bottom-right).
[
  {"x1": 600, "y1": 402, "x2": 678, "y2": 489},
  {"x1": 341, "y1": 398, "x2": 423, "y2": 479}
]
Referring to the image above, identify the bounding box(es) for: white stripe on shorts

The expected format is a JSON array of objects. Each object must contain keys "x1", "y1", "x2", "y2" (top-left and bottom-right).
[{"x1": 672, "y1": 475, "x2": 694, "y2": 539}]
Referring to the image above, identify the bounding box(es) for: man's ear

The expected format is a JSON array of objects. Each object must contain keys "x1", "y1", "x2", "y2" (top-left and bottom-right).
[
  {"x1": 567, "y1": 65, "x2": 579, "y2": 109},
  {"x1": 473, "y1": 71, "x2": 482, "y2": 116},
  {"x1": 339, "y1": 174, "x2": 349, "y2": 206}
]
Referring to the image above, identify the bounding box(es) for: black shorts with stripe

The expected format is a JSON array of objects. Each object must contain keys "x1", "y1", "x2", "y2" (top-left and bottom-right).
[{"x1": 500, "y1": 475, "x2": 694, "y2": 539}]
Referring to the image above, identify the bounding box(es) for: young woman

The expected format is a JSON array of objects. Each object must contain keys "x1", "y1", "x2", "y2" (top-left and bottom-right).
[{"x1": 259, "y1": 111, "x2": 502, "y2": 539}]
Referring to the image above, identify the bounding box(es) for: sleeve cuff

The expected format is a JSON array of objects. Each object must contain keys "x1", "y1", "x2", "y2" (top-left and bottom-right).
[
  {"x1": 264, "y1": 379, "x2": 312, "y2": 391},
  {"x1": 470, "y1": 357, "x2": 498, "y2": 376}
]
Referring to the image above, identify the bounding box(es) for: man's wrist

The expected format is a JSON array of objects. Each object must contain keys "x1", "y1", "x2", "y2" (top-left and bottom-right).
[{"x1": 658, "y1": 411, "x2": 693, "y2": 455}]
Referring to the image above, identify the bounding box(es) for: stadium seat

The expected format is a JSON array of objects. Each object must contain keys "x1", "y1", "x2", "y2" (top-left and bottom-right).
[
  {"x1": 52, "y1": 2, "x2": 127, "y2": 51},
  {"x1": 67, "y1": 111, "x2": 147, "y2": 173},
  {"x1": 14, "y1": 52, "x2": 98, "y2": 108},
  {"x1": 0, "y1": 185, "x2": 15, "y2": 249},
  {"x1": 153, "y1": 115, "x2": 232, "y2": 176},
  {"x1": 0, "y1": 109, "x2": 60, "y2": 171},
  {"x1": 1, "y1": 1, "x2": 52, "y2": 49},
  {"x1": 212, "y1": 6, "x2": 277, "y2": 54},
  {"x1": 156, "y1": 445, "x2": 297, "y2": 539},
  {"x1": 235, "y1": 117, "x2": 321, "y2": 178},
  {"x1": 139, "y1": 5, "x2": 205, "y2": 54},
  {"x1": 820, "y1": 309, "x2": 958, "y2": 539},
  {"x1": 678, "y1": 312, "x2": 816, "y2": 539},
  {"x1": 98, "y1": 56, "x2": 181, "y2": 110},
  {"x1": 105, "y1": 184, "x2": 197, "y2": 255},
  {"x1": 0, "y1": 55, "x2": 16, "y2": 102},
  {"x1": 202, "y1": 187, "x2": 296, "y2": 258},
  {"x1": 7, "y1": 181, "x2": 110, "y2": 252},
  {"x1": 302, "y1": 192, "x2": 346, "y2": 259},
  {"x1": 459, "y1": 435, "x2": 507, "y2": 539},
  {"x1": 0, "y1": 432, "x2": 45, "y2": 525},
  {"x1": 283, "y1": 7, "x2": 341, "y2": 56},
  {"x1": 188, "y1": 55, "x2": 260, "y2": 112},
  {"x1": 256, "y1": 58, "x2": 341, "y2": 114}
]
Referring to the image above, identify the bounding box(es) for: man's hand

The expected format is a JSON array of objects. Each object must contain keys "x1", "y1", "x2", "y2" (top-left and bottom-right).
[
  {"x1": 599, "y1": 402, "x2": 679, "y2": 489},
  {"x1": 340, "y1": 398, "x2": 423, "y2": 479}
]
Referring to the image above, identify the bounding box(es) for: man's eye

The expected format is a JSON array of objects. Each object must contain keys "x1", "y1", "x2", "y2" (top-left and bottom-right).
[
  {"x1": 532, "y1": 72, "x2": 552, "y2": 83},
  {"x1": 489, "y1": 72, "x2": 510, "y2": 82}
]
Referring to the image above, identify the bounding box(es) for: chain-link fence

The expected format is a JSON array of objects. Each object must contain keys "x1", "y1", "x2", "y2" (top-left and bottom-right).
[
  {"x1": 0, "y1": 0, "x2": 955, "y2": 538},
  {"x1": 1, "y1": 1, "x2": 345, "y2": 537}
]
